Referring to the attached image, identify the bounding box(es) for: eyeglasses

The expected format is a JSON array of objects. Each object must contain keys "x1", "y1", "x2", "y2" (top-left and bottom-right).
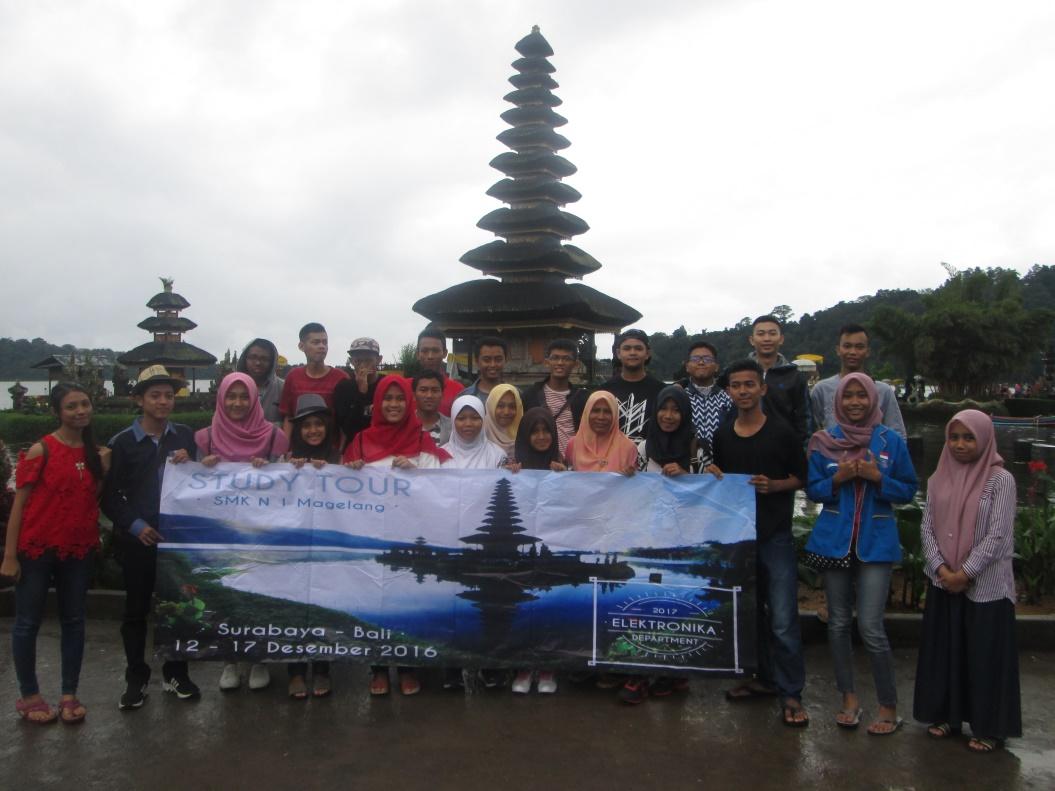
[
  {"x1": 688, "y1": 355, "x2": 716, "y2": 364},
  {"x1": 547, "y1": 355, "x2": 575, "y2": 363},
  {"x1": 245, "y1": 354, "x2": 272, "y2": 363}
]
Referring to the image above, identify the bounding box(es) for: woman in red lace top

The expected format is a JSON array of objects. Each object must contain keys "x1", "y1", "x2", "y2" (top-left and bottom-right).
[{"x1": 2, "y1": 383, "x2": 110, "y2": 724}]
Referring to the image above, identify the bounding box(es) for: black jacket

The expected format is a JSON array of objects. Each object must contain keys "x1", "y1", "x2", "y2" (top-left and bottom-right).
[
  {"x1": 520, "y1": 379, "x2": 589, "y2": 432},
  {"x1": 102, "y1": 420, "x2": 197, "y2": 535},
  {"x1": 750, "y1": 353, "x2": 811, "y2": 446}
]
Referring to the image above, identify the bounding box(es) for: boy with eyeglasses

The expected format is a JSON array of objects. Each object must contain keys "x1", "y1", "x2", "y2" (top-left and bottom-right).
[
  {"x1": 236, "y1": 338, "x2": 283, "y2": 424},
  {"x1": 676, "y1": 340, "x2": 734, "y2": 470},
  {"x1": 520, "y1": 339, "x2": 588, "y2": 456}
]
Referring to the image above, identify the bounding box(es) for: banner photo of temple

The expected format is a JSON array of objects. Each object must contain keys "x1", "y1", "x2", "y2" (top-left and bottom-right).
[{"x1": 154, "y1": 465, "x2": 757, "y2": 674}]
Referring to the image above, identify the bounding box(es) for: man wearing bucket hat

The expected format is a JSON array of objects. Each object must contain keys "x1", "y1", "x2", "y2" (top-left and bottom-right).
[
  {"x1": 102, "y1": 365, "x2": 201, "y2": 709},
  {"x1": 333, "y1": 337, "x2": 383, "y2": 447}
]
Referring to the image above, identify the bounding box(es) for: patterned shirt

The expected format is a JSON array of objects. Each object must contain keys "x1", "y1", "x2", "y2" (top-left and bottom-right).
[
  {"x1": 543, "y1": 384, "x2": 577, "y2": 456},
  {"x1": 683, "y1": 380, "x2": 734, "y2": 469}
]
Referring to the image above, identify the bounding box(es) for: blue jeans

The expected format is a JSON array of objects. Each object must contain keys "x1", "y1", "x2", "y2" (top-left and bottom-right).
[
  {"x1": 11, "y1": 552, "x2": 92, "y2": 697},
  {"x1": 823, "y1": 562, "x2": 897, "y2": 706},
  {"x1": 755, "y1": 531, "x2": 806, "y2": 700}
]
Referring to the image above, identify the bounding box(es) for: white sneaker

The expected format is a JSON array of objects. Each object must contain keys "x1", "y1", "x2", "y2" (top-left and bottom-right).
[
  {"x1": 511, "y1": 670, "x2": 533, "y2": 694},
  {"x1": 248, "y1": 663, "x2": 271, "y2": 690},
  {"x1": 219, "y1": 663, "x2": 241, "y2": 691},
  {"x1": 537, "y1": 671, "x2": 557, "y2": 694}
]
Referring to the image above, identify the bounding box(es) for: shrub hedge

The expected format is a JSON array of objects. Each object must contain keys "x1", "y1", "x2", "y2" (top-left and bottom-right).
[{"x1": 0, "y1": 411, "x2": 215, "y2": 446}]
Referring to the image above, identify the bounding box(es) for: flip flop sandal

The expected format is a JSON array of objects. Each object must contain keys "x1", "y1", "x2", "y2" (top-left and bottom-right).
[
  {"x1": 867, "y1": 717, "x2": 904, "y2": 736},
  {"x1": 312, "y1": 675, "x2": 332, "y2": 698},
  {"x1": 288, "y1": 677, "x2": 308, "y2": 700},
  {"x1": 16, "y1": 697, "x2": 57, "y2": 725},
  {"x1": 59, "y1": 698, "x2": 86, "y2": 724},
  {"x1": 928, "y1": 722, "x2": 956, "y2": 738},
  {"x1": 968, "y1": 738, "x2": 999, "y2": 753},
  {"x1": 836, "y1": 707, "x2": 863, "y2": 729},
  {"x1": 782, "y1": 703, "x2": 810, "y2": 728}
]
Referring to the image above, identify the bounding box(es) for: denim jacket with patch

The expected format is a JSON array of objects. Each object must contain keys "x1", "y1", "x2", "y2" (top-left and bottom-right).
[{"x1": 805, "y1": 425, "x2": 918, "y2": 563}]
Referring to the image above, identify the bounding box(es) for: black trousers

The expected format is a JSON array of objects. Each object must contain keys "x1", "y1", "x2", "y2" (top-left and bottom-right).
[{"x1": 119, "y1": 538, "x2": 187, "y2": 684}]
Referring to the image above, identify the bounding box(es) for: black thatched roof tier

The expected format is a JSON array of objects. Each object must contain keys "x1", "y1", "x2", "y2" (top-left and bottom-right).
[
  {"x1": 460, "y1": 240, "x2": 601, "y2": 278},
  {"x1": 146, "y1": 292, "x2": 190, "y2": 310},
  {"x1": 459, "y1": 532, "x2": 539, "y2": 546},
  {"x1": 118, "y1": 341, "x2": 217, "y2": 367},
  {"x1": 515, "y1": 27, "x2": 554, "y2": 58},
  {"x1": 496, "y1": 126, "x2": 570, "y2": 152},
  {"x1": 414, "y1": 280, "x2": 641, "y2": 332},
  {"x1": 512, "y1": 56, "x2": 555, "y2": 74},
  {"x1": 486, "y1": 177, "x2": 580, "y2": 205},
  {"x1": 489, "y1": 151, "x2": 576, "y2": 178},
  {"x1": 500, "y1": 105, "x2": 567, "y2": 127},
  {"x1": 477, "y1": 206, "x2": 588, "y2": 238},
  {"x1": 508, "y1": 72, "x2": 558, "y2": 90},
  {"x1": 137, "y1": 316, "x2": 198, "y2": 333},
  {"x1": 502, "y1": 87, "x2": 562, "y2": 107}
]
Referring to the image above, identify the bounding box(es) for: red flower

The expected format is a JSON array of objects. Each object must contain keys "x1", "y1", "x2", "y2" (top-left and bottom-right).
[{"x1": 1027, "y1": 460, "x2": 1049, "y2": 474}]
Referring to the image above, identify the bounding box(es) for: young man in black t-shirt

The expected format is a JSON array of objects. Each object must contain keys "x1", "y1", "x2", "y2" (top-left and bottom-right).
[
  {"x1": 601, "y1": 329, "x2": 665, "y2": 443},
  {"x1": 708, "y1": 358, "x2": 809, "y2": 727}
]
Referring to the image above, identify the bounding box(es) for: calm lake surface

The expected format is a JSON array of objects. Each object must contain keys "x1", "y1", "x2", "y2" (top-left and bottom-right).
[{"x1": 216, "y1": 549, "x2": 726, "y2": 661}]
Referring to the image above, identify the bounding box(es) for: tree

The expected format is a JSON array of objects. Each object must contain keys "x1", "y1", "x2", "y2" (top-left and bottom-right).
[
  {"x1": 873, "y1": 268, "x2": 1055, "y2": 398},
  {"x1": 871, "y1": 305, "x2": 922, "y2": 389},
  {"x1": 397, "y1": 343, "x2": 418, "y2": 375},
  {"x1": 770, "y1": 305, "x2": 795, "y2": 325}
]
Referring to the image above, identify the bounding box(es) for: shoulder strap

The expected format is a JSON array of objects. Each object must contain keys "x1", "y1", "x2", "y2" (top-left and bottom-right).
[
  {"x1": 267, "y1": 425, "x2": 277, "y2": 458},
  {"x1": 207, "y1": 426, "x2": 213, "y2": 455},
  {"x1": 38, "y1": 435, "x2": 50, "y2": 474}
]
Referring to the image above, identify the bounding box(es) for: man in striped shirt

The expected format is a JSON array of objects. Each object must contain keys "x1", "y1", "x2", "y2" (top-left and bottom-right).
[{"x1": 520, "y1": 339, "x2": 588, "y2": 457}]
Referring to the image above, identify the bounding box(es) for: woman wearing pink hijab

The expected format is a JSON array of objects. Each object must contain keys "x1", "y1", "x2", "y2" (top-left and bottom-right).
[
  {"x1": 913, "y1": 409, "x2": 1021, "y2": 754},
  {"x1": 196, "y1": 373, "x2": 289, "y2": 468},
  {"x1": 195, "y1": 372, "x2": 289, "y2": 692},
  {"x1": 805, "y1": 372, "x2": 917, "y2": 735}
]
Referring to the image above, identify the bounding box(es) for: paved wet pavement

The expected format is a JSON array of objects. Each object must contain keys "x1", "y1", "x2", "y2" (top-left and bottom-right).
[{"x1": 1, "y1": 618, "x2": 1053, "y2": 790}]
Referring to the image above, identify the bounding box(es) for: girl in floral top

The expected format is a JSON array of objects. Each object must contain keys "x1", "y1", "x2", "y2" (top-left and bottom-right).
[{"x1": 2, "y1": 383, "x2": 110, "y2": 724}]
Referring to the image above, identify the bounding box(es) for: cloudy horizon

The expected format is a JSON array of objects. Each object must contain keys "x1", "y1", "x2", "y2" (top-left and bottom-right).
[{"x1": 2, "y1": 0, "x2": 1053, "y2": 364}]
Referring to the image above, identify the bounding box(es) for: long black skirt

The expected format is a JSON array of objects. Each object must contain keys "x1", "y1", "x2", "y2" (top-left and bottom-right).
[{"x1": 913, "y1": 585, "x2": 1022, "y2": 740}]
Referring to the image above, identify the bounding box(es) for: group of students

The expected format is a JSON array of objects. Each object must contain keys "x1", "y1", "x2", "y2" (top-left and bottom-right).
[{"x1": 1, "y1": 316, "x2": 1022, "y2": 754}]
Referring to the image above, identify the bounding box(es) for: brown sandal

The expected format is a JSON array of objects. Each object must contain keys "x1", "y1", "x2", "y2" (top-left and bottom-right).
[
  {"x1": 312, "y1": 674, "x2": 332, "y2": 698},
  {"x1": 399, "y1": 670, "x2": 421, "y2": 696},
  {"x1": 370, "y1": 670, "x2": 390, "y2": 696},
  {"x1": 288, "y1": 676, "x2": 308, "y2": 700}
]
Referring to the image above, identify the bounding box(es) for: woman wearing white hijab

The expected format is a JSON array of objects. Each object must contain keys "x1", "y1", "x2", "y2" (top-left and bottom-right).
[{"x1": 442, "y1": 395, "x2": 508, "y2": 469}]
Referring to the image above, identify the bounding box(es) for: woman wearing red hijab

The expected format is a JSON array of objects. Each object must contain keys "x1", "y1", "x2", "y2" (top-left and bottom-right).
[
  {"x1": 342, "y1": 375, "x2": 449, "y2": 696},
  {"x1": 914, "y1": 409, "x2": 1021, "y2": 753},
  {"x1": 342, "y1": 375, "x2": 450, "y2": 470}
]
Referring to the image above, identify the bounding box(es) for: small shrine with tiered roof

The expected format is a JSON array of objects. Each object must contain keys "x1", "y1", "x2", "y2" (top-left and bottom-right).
[
  {"x1": 117, "y1": 278, "x2": 216, "y2": 388},
  {"x1": 414, "y1": 26, "x2": 640, "y2": 382}
]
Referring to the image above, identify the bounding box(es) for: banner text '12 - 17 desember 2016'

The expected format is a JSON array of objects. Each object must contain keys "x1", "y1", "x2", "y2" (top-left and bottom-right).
[{"x1": 155, "y1": 463, "x2": 757, "y2": 675}]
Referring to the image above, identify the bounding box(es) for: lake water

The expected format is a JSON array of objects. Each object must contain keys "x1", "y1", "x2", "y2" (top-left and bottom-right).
[
  {"x1": 904, "y1": 413, "x2": 1053, "y2": 497},
  {"x1": 216, "y1": 549, "x2": 736, "y2": 665}
]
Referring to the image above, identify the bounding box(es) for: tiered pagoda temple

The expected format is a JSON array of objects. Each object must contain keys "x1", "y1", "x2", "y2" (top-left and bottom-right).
[
  {"x1": 117, "y1": 278, "x2": 216, "y2": 388},
  {"x1": 413, "y1": 26, "x2": 640, "y2": 383},
  {"x1": 460, "y1": 479, "x2": 539, "y2": 558}
]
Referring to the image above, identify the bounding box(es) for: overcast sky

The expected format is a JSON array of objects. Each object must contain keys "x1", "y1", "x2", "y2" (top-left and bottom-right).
[{"x1": 2, "y1": 0, "x2": 1053, "y2": 364}]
